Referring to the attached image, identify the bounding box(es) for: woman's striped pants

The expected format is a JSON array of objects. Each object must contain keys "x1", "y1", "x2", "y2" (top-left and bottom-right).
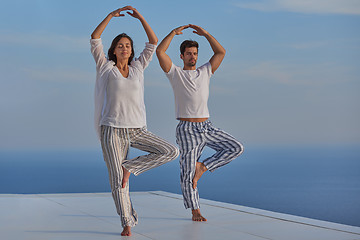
[
  {"x1": 176, "y1": 120, "x2": 244, "y2": 210},
  {"x1": 100, "y1": 125, "x2": 179, "y2": 227}
]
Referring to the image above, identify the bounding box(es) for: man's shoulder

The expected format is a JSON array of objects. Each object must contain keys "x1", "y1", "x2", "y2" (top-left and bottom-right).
[
  {"x1": 166, "y1": 62, "x2": 181, "y2": 75},
  {"x1": 197, "y1": 62, "x2": 212, "y2": 75},
  {"x1": 171, "y1": 63, "x2": 182, "y2": 70},
  {"x1": 198, "y1": 62, "x2": 211, "y2": 70}
]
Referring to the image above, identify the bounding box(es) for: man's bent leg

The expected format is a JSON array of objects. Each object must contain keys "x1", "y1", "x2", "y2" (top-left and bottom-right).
[
  {"x1": 193, "y1": 162, "x2": 208, "y2": 189},
  {"x1": 203, "y1": 123, "x2": 244, "y2": 172}
]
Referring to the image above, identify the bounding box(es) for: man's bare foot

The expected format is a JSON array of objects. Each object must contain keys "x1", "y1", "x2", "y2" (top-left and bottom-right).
[
  {"x1": 193, "y1": 162, "x2": 207, "y2": 189},
  {"x1": 192, "y1": 209, "x2": 207, "y2": 222},
  {"x1": 121, "y1": 226, "x2": 131, "y2": 236},
  {"x1": 122, "y1": 166, "x2": 131, "y2": 188}
]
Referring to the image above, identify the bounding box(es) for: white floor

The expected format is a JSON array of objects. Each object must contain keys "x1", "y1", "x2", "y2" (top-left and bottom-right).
[{"x1": 1, "y1": 191, "x2": 359, "y2": 240}]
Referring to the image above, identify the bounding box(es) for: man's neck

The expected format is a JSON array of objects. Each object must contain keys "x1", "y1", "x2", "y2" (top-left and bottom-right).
[{"x1": 183, "y1": 65, "x2": 196, "y2": 70}]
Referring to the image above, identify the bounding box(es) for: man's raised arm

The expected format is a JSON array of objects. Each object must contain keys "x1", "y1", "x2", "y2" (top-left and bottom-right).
[
  {"x1": 189, "y1": 24, "x2": 226, "y2": 74},
  {"x1": 156, "y1": 25, "x2": 190, "y2": 73}
]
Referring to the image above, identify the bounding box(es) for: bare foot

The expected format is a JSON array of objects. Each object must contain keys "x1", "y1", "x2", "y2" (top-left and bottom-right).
[
  {"x1": 121, "y1": 226, "x2": 131, "y2": 236},
  {"x1": 192, "y1": 209, "x2": 207, "y2": 222},
  {"x1": 193, "y1": 162, "x2": 207, "y2": 189},
  {"x1": 122, "y1": 166, "x2": 131, "y2": 188}
]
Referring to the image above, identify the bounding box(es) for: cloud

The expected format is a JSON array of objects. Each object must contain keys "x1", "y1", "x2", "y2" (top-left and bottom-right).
[
  {"x1": 289, "y1": 38, "x2": 360, "y2": 50},
  {"x1": 22, "y1": 67, "x2": 94, "y2": 83},
  {"x1": 0, "y1": 32, "x2": 89, "y2": 52},
  {"x1": 243, "y1": 61, "x2": 293, "y2": 84},
  {"x1": 235, "y1": 61, "x2": 358, "y2": 86},
  {"x1": 235, "y1": 0, "x2": 360, "y2": 15},
  {"x1": 289, "y1": 41, "x2": 330, "y2": 50},
  {"x1": 210, "y1": 84, "x2": 238, "y2": 96}
]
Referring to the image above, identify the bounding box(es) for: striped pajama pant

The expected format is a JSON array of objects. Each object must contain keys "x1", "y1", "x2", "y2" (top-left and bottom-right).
[
  {"x1": 176, "y1": 120, "x2": 244, "y2": 210},
  {"x1": 100, "y1": 125, "x2": 179, "y2": 227}
]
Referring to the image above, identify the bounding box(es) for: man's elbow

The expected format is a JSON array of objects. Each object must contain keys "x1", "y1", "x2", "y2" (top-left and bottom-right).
[
  {"x1": 150, "y1": 38, "x2": 158, "y2": 45},
  {"x1": 215, "y1": 49, "x2": 226, "y2": 59},
  {"x1": 156, "y1": 48, "x2": 164, "y2": 56}
]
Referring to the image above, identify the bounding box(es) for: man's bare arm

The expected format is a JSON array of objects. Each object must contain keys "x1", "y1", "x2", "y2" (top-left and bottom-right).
[
  {"x1": 189, "y1": 24, "x2": 226, "y2": 74},
  {"x1": 156, "y1": 25, "x2": 190, "y2": 73}
]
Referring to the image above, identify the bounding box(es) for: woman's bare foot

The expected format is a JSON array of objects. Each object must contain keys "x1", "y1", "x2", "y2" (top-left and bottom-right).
[
  {"x1": 121, "y1": 226, "x2": 131, "y2": 236},
  {"x1": 122, "y1": 166, "x2": 131, "y2": 188},
  {"x1": 193, "y1": 162, "x2": 208, "y2": 189},
  {"x1": 192, "y1": 209, "x2": 207, "y2": 222}
]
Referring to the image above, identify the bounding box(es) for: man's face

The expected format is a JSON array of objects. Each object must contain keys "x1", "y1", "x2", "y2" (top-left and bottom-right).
[{"x1": 181, "y1": 47, "x2": 198, "y2": 67}]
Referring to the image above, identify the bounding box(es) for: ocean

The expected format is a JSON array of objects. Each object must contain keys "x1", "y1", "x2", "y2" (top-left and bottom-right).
[{"x1": 0, "y1": 145, "x2": 359, "y2": 227}]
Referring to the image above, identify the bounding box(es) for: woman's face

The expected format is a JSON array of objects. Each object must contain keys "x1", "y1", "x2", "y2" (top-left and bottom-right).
[{"x1": 113, "y1": 37, "x2": 132, "y2": 61}]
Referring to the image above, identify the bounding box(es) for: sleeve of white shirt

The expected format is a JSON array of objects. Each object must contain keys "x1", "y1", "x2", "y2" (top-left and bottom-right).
[
  {"x1": 90, "y1": 38, "x2": 108, "y2": 71},
  {"x1": 135, "y1": 42, "x2": 157, "y2": 70},
  {"x1": 199, "y1": 62, "x2": 213, "y2": 79},
  {"x1": 165, "y1": 63, "x2": 176, "y2": 80},
  {"x1": 165, "y1": 63, "x2": 180, "y2": 88}
]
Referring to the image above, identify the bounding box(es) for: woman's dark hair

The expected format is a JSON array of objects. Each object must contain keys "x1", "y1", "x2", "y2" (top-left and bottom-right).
[
  {"x1": 180, "y1": 40, "x2": 199, "y2": 55},
  {"x1": 108, "y1": 33, "x2": 135, "y2": 65}
]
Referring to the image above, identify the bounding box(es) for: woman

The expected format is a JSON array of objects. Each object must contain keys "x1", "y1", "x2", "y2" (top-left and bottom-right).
[{"x1": 90, "y1": 6, "x2": 179, "y2": 236}]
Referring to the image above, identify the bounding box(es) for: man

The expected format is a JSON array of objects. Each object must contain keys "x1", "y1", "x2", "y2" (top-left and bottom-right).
[{"x1": 156, "y1": 24, "x2": 244, "y2": 221}]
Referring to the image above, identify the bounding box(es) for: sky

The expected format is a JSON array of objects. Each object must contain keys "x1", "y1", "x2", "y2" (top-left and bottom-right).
[{"x1": 0, "y1": 0, "x2": 359, "y2": 150}]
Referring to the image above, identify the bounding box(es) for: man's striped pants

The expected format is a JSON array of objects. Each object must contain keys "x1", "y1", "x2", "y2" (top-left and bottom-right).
[{"x1": 176, "y1": 120, "x2": 244, "y2": 210}]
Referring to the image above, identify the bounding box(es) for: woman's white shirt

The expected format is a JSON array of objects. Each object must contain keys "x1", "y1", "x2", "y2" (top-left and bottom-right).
[{"x1": 90, "y1": 38, "x2": 156, "y2": 139}]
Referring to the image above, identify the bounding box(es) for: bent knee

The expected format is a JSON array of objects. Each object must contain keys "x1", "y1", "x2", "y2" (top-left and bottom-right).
[
  {"x1": 173, "y1": 146, "x2": 180, "y2": 159},
  {"x1": 162, "y1": 144, "x2": 180, "y2": 160},
  {"x1": 232, "y1": 141, "x2": 244, "y2": 157}
]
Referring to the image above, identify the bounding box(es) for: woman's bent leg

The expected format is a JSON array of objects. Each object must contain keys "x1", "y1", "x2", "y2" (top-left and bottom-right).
[{"x1": 122, "y1": 128, "x2": 179, "y2": 176}]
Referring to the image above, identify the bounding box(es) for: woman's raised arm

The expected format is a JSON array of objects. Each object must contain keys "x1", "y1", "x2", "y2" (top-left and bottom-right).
[
  {"x1": 91, "y1": 6, "x2": 132, "y2": 39},
  {"x1": 126, "y1": 6, "x2": 158, "y2": 45}
]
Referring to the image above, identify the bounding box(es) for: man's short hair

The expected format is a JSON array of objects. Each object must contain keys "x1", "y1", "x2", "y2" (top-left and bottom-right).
[{"x1": 180, "y1": 40, "x2": 199, "y2": 55}]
